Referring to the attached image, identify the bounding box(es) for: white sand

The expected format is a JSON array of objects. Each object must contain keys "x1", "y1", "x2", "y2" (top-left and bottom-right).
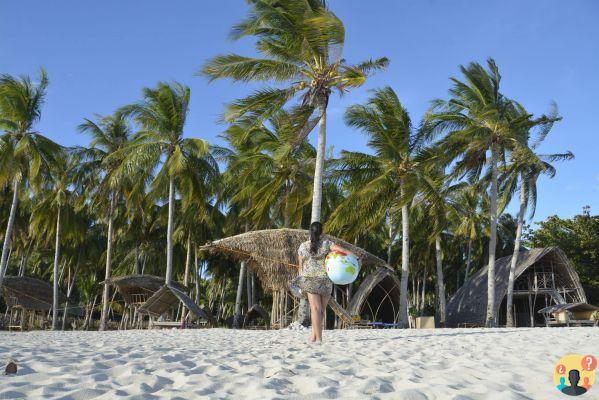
[{"x1": 1, "y1": 327, "x2": 598, "y2": 399}]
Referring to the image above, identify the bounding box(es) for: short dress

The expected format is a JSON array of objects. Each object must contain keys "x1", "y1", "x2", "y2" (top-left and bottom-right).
[{"x1": 294, "y1": 239, "x2": 333, "y2": 296}]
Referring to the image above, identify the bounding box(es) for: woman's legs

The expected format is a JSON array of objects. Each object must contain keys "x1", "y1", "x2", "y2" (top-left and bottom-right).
[
  {"x1": 320, "y1": 294, "x2": 330, "y2": 339},
  {"x1": 307, "y1": 293, "x2": 322, "y2": 342}
]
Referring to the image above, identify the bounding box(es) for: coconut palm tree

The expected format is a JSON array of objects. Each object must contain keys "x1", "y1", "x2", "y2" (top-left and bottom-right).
[
  {"x1": 429, "y1": 59, "x2": 532, "y2": 327},
  {"x1": 224, "y1": 110, "x2": 316, "y2": 228},
  {"x1": 451, "y1": 184, "x2": 489, "y2": 283},
  {"x1": 77, "y1": 111, "x2": 133, "y2": 330},
  {"x1": 328, "y1": 87, "x2": 428, "y2": 328},
  {"x1": 29, "y1": 154, "x2": 85, "y2": 329},
  {"x1": 221, "y1": 110, "x2": 317, "y2": 327},
  {"x1": 500, "y1": 104, "x2": 573, "y2": 327},
  {"x1": 202, "y1": 0, "x2": 388, "y2": 223},
  {"x1": 0, "y1": 70, "x2": 62, "y2": 291},
  {"x1": 115, "y1": 82, "x2": 213, "y2": 286}
]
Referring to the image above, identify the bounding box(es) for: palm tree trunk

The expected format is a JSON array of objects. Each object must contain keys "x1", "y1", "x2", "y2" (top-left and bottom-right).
[
  {"x1": 387, "y1": 212, "x2": 393, "y2": 265},
  {"x1": 486, "y1": 143, "x2": 500, "y2": 328},
  {"x1": 464, "y1": 240, "x2": 473, "y2": 283},
  {"x1": 233, "y1": 261, "x2": 246, "y2": 328},
  {"x1": 0, "y1": 179, "x2": 20, "y2": 290},
  {"x1": 180, "y1": 230, "x2": 193, "y2": 323},
  {"x1": 62, "y1": 266, "x2": 76, "y2": 330},
  {"x1": 421, "y1": 272, "x2": 426, "y2": 311},
  {"x1": 310, "y1": 105, "x2": 327, "y2": 223},
  {"x1": 435, "y1": 235, "x2": 446, "y2": 326},
  {"x1": 194, "y1": 247, "x2": 200, "y2": 304},
  {"x1": 246, "y1": 269, "x2": 253, "y2": 308},
  {"x1": 134, "y1": 242, "x2": 140, "y2": 275},
  {"x1": 506, "y1": 181, "x2": 527, "y2": 327},
  {"x1": 100, "y1": 193, "x2": 116, "y2": 331},
  {"x1": 165, "y1": 175, "x2": 175, "y2": 285},
  {"x1": 52, "y1": 207, "x2": 62, "y2": 330},
  {"x1": 398, "y1": 186, "x2": 410, "y2": 328}
]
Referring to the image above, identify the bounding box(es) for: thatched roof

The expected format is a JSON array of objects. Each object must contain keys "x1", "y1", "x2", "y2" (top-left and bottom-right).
[
  {"x1": 137, "y1": 284, "x2": 214, "y2": 324},
  {"x1": 538, "y1": 302, "x2": 599, "y2": 315},
  {"x1": 1, "y1": 276, "x2": 66, "y2": 311},
  {"x1": 200, "y1": 228, "x2": 388, "y2": 291},
  {"x1": 243, "y1": 304, "x2": 270, "y2": 329},
  {"x1": 106, "y1": 275, "x2": 188, "y2": 306},
  {"x1": 446, "y1": 247, "x2": 587, "y2": 327}
]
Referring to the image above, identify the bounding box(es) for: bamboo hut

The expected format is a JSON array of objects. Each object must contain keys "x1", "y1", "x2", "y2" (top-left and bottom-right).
[
  {"x1": 200, "y1": 228, "x2": 388, "y2": 328},
  {"x1": 107, "y1": 275, "x2": 187, "y2": 309},
  {"x1": 138, "y1": 284, "x2": 214, "y2": 327},
  {"x1": 243, "y1": 304, "x2": 271, "y2": 330},
  {"x1": 446, "y1": 247, "x2": 588, "y2": 327},
  {"x1": 347, "y1": 267, "x2": 402, "y2": 327},
  {"x1": 1, "y1": 276, "x2": 66, "y2": 330}
]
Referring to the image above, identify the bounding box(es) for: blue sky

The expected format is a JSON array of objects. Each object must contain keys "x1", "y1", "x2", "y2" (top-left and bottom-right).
[{"x1": 1, "y1": 0, "x2": 597, "y2": 223}]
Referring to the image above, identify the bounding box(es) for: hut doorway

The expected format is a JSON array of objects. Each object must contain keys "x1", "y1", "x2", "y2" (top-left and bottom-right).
[{"x1": 347, "y1": 268, "x2": 402, "y2": 325}]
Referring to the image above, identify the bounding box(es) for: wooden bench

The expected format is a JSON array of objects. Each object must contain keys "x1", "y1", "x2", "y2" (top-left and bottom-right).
[
  {"x1": 8, "y1": 325, "x2": 23, "y2": 332},
  {"x1": 150, "y1": 321, "x2": 182, "y2": 329}
]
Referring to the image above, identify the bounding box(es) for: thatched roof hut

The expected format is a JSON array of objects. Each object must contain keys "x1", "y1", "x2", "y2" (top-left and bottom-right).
[
  {"x1": 137, "y1": 284, "x2": 214, "y2": 324},
  {"x1": 200, "y1": 228, "x2": 387, "y2": 292},
  {"x1": 107, "y1": 275, "x2": 188, "y2": 307},
  {"x1": 347, "y1": 267, "x2": 402, "y2": 324},
  {"x1": 1, "y1": 276, "x2": 66, "y2": 311},
  {"x1": 243, "y1": 304, "x2": 271, "y2": 329},
  {"x1": 446, "y1": 247, "x2": 587, "y2": 327}
]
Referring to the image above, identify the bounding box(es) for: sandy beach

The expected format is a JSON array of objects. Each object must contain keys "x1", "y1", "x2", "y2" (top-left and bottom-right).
[{"x1": 0, "y1": 327, "x2": 597, "y2": 399}]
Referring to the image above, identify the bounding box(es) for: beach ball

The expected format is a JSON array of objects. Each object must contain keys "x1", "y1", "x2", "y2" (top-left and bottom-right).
[{"x1": 325, "y1": 251, "x2": 360, "y2": 285}]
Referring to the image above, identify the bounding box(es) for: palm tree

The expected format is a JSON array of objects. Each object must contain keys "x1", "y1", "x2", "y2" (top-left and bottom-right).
[
  {"x1": 429, "y1": 59, "x2": 531, "y2": 327},
  {"x1": 501, "y1": 105, "x2": 573, "y2": 327},
  {"x1": 29, "y1": 154, "x2": 86, "y2": 329},
  {"x1": 116, "y1": 82, "x2": 212, "y2": 286},
  {"x1": 0, "y1": 70, "x2": 62, "y2": 290},
  {"x1": 202, "y1": 0, "x2": 388, "y2": 223},
  {"x1": 77, "y1": 111, "x2": 133, "y2": 330},
  {"x1": 452, "y1": 184, "x2": 488, "y2": 283},
  {"x1": 415, "y1": 167, "x2": 463, "y2": 326},
  {"x1": 224, "y1": 110, "x2": 315, "y2": 228},
  {"x1": 221, "y1": 110, "x2": 316, "y2": 327},
  {"x1": 328, "y1": 87, "x2": 427, "y2": 328}
]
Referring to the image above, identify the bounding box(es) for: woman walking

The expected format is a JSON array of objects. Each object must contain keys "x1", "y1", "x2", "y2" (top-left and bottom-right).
[{"x1": 297, "y1": 222, "x2": 353, "y2": 343}]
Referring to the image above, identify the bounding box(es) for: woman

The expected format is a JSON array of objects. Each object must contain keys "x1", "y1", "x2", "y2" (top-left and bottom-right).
[{"x1": 297, "y1": 222, "x2": 353, "y2": 343}]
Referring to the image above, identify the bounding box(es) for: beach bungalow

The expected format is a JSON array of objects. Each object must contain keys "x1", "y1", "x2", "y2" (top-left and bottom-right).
[
  {"x1": 446, "y1": 247, "x2": 593, "y2": 327},
  {"x1": 1, "y1": 276, "x2": 66, "y2": 330}
]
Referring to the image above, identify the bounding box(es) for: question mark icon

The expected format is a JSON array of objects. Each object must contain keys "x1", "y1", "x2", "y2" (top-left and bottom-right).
[
  {"x1": 581, "y1": 355, "x2": 597, "y2": 371},
  {"x1": 556, "y1": 363, "x2": 566, "y2": 374}
]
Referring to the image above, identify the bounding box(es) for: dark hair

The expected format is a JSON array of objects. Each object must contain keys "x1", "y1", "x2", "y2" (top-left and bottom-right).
[{"x1": 309, "y1": 222, "x2": 323, "y2": 255}]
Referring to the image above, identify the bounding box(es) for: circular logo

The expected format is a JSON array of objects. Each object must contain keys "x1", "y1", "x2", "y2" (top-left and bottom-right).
[{"x1": 553, "y1": 354, "x2": 596, "y2": 396}]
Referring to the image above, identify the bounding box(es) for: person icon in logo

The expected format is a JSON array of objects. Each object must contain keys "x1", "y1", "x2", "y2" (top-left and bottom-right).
[
  {"x1": 556, "y1": 377, "x2": 567, "y2": 391},
  {"x1": 582, "y1": 376, "x2": 592, "y2": 390},
  {"x1": 561, "y1": 369, "x2": 587, "y2": 396}
]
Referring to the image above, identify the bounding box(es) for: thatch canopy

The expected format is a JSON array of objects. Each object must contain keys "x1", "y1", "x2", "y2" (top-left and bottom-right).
[
  {"x1": 1, "y1": 276, "x2": 66, "y2": 311},
  {"x1": 107, "y1": 275, "x2": 188, "y2": 306},
  {"x1": 446, "y1": 247, "x2": 587, "y2": 327},
  {"x1": 243, "y1": 304, "x2": 271, "y2": 329},
  {"x1": 137, "y1": 284, "x2": 213, "y2": 324},
  {"x1": 538, "y1": 302, "x2": 599, "y2": 315},
  {"x1": 200, "y1": 228, "x2": 388, "y2": 292},
  {"x1": 347, "y1": 267, "x2": 402, "y2": 323}
]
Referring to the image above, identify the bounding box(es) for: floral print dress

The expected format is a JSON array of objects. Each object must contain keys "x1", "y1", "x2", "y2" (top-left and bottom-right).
[{"x1": 294, "y1": 239, "x2": 333, "y2": 296}]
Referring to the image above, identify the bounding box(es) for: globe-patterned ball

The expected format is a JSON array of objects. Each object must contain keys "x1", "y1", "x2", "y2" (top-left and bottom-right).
[{"x1": 325, "y1": 251, "x2": 360, "y2": 285}]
